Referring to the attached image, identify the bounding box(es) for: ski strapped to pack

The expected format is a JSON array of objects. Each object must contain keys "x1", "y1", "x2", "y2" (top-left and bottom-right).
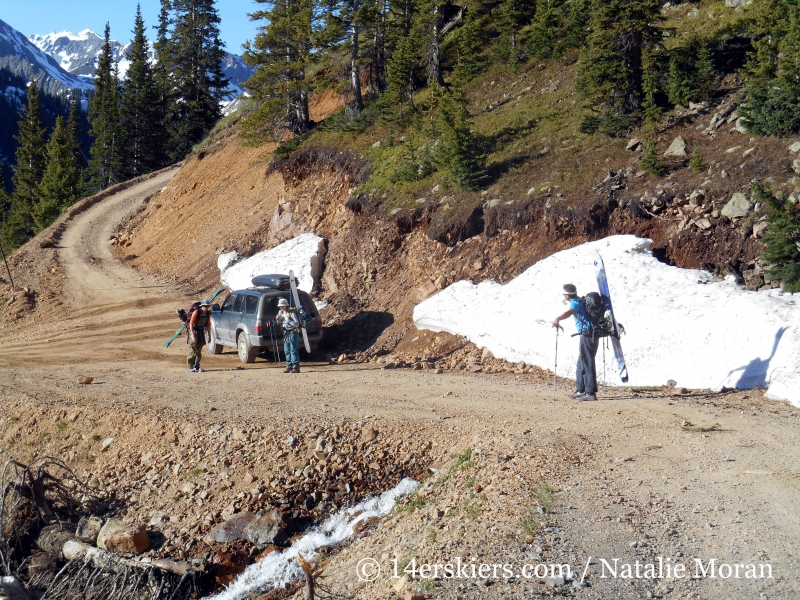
[{"x1": 164, "y1": 285, "x2": 223, "y2": 348}]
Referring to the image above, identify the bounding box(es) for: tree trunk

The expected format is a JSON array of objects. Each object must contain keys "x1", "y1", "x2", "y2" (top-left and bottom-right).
[
  {"x1": 348, "y1": 18, "x2": 364, "y2": 117},
  {"x1": 429, "y1": 3, "x2": 445, "y2": 87}
]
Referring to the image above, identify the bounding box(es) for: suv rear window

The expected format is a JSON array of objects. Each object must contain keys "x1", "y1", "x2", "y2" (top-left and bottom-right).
[
  {"x1": 232, "y1": 295, "x2": 243, "y2": 312},
  {"x1": 245, "y1": 294, "x2": 258, "y2": 315}
]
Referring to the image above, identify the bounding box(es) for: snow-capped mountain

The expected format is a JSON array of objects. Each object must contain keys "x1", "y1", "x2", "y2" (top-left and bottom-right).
[
  {"x1": 29, "y1": 28, "x2": 255, "y2": 99},
  {"x1": 0, "y1": 18, "x2": 93, "y2": 97},
  {"x1": 29, "y1": 29, "x2": 130, "y2": 80}
]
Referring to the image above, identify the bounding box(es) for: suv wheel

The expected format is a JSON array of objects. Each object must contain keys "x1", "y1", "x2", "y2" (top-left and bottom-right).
[
  {"x1": 207, "y1": 325, "x2": 223, "y2": 355},
  {"x1": 237, "y1": 333, "x2": 257, "y2": 363}
]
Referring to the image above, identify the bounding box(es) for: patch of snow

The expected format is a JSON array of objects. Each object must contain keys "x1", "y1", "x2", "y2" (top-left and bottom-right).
[
  {"x1": 217, "y1": 252, "x2": 240, "y2": 272},
  {"x1": 207, "y1": 478, "x2": 419, "y2": 600},
  {"x1": 413, "y1": 235, "x2": 800, "y2": 407},
  {"x1": 219, "y1": 233, "x2": 326, "y2": 293}
]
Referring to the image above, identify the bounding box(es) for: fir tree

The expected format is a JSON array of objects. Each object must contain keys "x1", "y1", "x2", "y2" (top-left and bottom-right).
[
  {"x1": 666, "y1": 56, "x2": 689, "y2": 107},
  {"x1": 87, "y1": 24, "x2": 124, "y2": 192},
  {"x1": 496, "y1": 0, "x2": 535, "y2": 64},
  {"x1": 170, "y1": 0, "x2": 229, "y2": 156},
  {"x1": 120, "y1": 5, "x2": 163, "y2": 176},
  {"x1": 242, "y1": 0, "x2": 314, "y2": 141},
  {"x1": 689, "y1": 146, "x2": 708, "y2": 173},
  {"x1": 562, "y1": 0, "x2": 589, "y2": 50},
  {"x1": 383, "y1": 27, "x2": 422, "y2": 120},
  {"x1": 756, "y1": 183, "x2": 800, "y2": 292},
  {"x1": 153, "y1": 0, "x2": 178, "y2": 162},
  {"x1": 576, "y1": 0, "x2": 663, "y2": 132},
  {"x1": 641, "y1": 54, "x2": 661, "y2": 129},
  {"x1": 3, "y1": 80, "x2": 47, "y2": 248},
  {"x1": 453, "y1": 10, "x2": 486, "y2": 84},
  {"x1": 527, "y1": 0, "x2": 564, "y2": 59},
  {"x1": 640, "y1": 137, "x2": 665, "y2": 177},
  {"x1": 34, "y1": 116, "x2": 80, "y2": 232},
  {"x1": 692, "y1": 40, "x2": 714, "y2": 101},
  {"x1": 436, "y1": 90, "x2": 486, "y2": 190},
  {"x1": 66, "y1": 90, "x2": 84, "y2": 173}
]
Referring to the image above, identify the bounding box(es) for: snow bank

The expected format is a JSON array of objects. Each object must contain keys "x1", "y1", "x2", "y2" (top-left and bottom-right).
[
  {"x1": 413, "y1": 235, "x2": 800, "y2": 407},
  {"x1": 207, "y1": 478, "x2": 419, "y2": 600},
  {"x1": 219, "y1": 233, "x2": 326, "y2": 292}
]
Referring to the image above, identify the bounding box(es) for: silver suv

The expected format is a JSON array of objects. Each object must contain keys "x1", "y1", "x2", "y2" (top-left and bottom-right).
[{"x1": 207, "y1": 287, "x2": 323, "y2": 363}]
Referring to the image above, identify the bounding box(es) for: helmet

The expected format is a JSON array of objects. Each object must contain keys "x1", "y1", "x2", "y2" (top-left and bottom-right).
[
  {"x1": 200, "y1": 300, "x2": 211, "y2": 307},
  {"x1": 277, "y1": 298, "x2": 289, "y2": 307}
]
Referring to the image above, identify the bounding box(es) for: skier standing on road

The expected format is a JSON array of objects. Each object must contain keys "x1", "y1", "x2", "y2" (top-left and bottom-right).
[
  {"x1": 188, "y1": 300, "x2": 212, "y2": 372},
  {"x1": 276, "y1": 298, "x2": 301, "y2": 373},
  {"x1": 552, "y1": 284, "x2": 598, "y2": 401}
]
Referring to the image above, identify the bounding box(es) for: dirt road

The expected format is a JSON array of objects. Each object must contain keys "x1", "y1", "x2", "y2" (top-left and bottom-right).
[{"x1": 1, "y1": 173, "x2": 799, "y2": 599}]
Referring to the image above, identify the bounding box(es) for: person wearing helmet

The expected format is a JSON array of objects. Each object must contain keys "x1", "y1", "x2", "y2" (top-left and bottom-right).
[
  {"x1": 276, "y1": 297, "x2": 301, "y2": 373},
  {"x1": 188, "y1": 300, "x2": 212, "y2": 372}
]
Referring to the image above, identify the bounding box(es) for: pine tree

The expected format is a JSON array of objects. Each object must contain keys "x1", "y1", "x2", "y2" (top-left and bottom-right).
[
  {"x1": 666, "y1": 56, "x2": 689, "y2": 107},
  {"x1": 34, "y1": 116, "x2": 80, "y2": 232},
  {"x1": 640, "y1": 137, "x2": 665, "y2": 177},
  {"x1": 689, "y1": 146, "x2": 708, "y2": 173},
  {"x1": 153, "y1": 0, "x2": 178, "y2": 162},
  {"x1": 242, "y1": 0, "x2": 314, "y2": 141},
  {"x1": 120, "y1": 5, "x2": 163, "y2": 177},
  {"x1": 383, "y1": 27, "x2": 422, "y2": 120},
  {"x1": 3, "y1": 80, "x2": 47, "y2": 248},
  {"x1": 756, "y1": 183, "x2": 800, "y2": 292},
  {"x1": 692, "y1": 40, "x2": 714, "y2": 101},
  {"x1": 453, "y1": 10, "x2": 486, "y2": 84},
  {"x1": 436, "y1": 90, "x2": 486, "y2": 190},
  {"x1": 496, "y1": 0, "x2": 535, "y2": 65},
  {"x1": 66, "y1": 90, "x2": 84, "y2": 173},
  {"x1": 576, "y1": 0, "x2": 664, "y2": 133},
  {"x1": 170, "y1": 0, "x2": 229, "y2": 156},
  {"x1": 527, "y1": 0, "x2": 564, "y2": 59},
  {"x1": 563, "y1": 0, "x2": 589, "y2": 50},
  {"x1": 741, "y1": 0, "x2": 800, "y2": 135},
  {"x1": 641, "y1": 54, "x2": 661, "y2": 129},
  {"x1": 87, "y1": 24, "x2": 124, "y2": 192}
]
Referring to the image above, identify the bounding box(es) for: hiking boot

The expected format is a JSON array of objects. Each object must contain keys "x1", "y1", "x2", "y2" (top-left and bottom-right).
[
  {"x1": 580, "y1": 393, "x2": 598, "y2": 401},
  {"x1": 291, "y1": 365, "x2": 300, "y2": 373},
  {"x1": 568, "y1": 391, "x2": 587, "y2": 399},
  {"x1": 196, "y1": 367, "x2": 205, "y2": 373},
  {"x1": 283, "y1": 366, "x2": 293, "y2": 373},
  {"x1": 187, "y1": 367, "x2": 197, "y2": 372}
]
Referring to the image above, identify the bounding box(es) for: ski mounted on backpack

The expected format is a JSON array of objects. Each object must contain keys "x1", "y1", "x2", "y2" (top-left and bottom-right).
[
  {"x1": 590, "y1": 249, "x2": 629, "y2": 383},
  {"x1": 164, "y1": 285, "x2": 223, "y2": 348}
]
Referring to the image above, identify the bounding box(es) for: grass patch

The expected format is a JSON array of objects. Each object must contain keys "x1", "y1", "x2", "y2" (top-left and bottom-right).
[
  {"x1": 434, "y1": 448, "x2": 476, "y2": 489},
  {"x1": 520, "y1": 514, "x2": 545, "y2": 537},
  {"x1": 91, "y1": 434, "x2": 101, "y2": 442},
  {"x1": 189, "y1": 468, "x2": 203, "y2": 477},
  {"x1": 682, "y1": 423, "x2": 723, "y2": 433},
  {"x1": 535, "y1": 482, "x2": 555, "y2": 514},
  {"x1": 419, "y1": 580, "x2": 436, "y2": 593},
  {"x1": 39, "y1": 432, "x2": 49, "y2": 440},
  {"x1": 10, "y1": 416, "x2": 19, "y2": 423},
  {"x1": 172, "y1": 492, "x2": 185, "y2": 503},
  {"x1": 398, "y1": 548, "x2": 418, "y2": 573},
  {"x1": 632, "y1": 386, "x2": 662, "y2": 393},
  {"x1": 56, "y1": 421, "x2": 69, "y2": 431},
  {"x1": 395, "y1": 492, "x2": 437, "y2": 514}
]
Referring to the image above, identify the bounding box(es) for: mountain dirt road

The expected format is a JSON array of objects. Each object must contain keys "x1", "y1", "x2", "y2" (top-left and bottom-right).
[{"x1": 1, "y1": 172, "x2": 798, "y2": 600}]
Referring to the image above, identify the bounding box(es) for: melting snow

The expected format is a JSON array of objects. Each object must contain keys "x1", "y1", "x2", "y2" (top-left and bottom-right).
[
  {"x1": 207, "y1": 478, "x2": 419, "y2": 600},
  {"x1": 413, "y1": 235, "x2": 800, "y2": 407},
  {"x1": 219, "y1": 233, "x2": 326, "y2": 292}
]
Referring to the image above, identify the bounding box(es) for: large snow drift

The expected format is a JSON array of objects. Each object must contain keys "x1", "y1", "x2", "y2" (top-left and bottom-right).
[
  {"x1": 219, "y1": 233, "x2": 326, "y2": 292},
  {"x1": 414, "y1": 235, "x2": 800, "y2": 407}
]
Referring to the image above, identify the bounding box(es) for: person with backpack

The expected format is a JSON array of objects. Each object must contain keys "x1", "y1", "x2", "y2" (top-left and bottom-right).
[
  {"x1": 276, "y1": 298, "x2": 301, "y2": 373},
  {"x1": 552, "y1": 283, "x2": 602, "y2": 401},
  {"x1": 187, "y1": 300, "x2": 212, "y2": 372}
]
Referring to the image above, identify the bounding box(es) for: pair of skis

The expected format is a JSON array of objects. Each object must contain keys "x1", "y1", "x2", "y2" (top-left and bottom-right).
[
  {"x1": 288, "y1": 269, "x2": 311, "y2": 353},
  {"x1": 163, "y1": 285, "x2": 223, "y2": 348},
  {"x1": 591, "y1": 250, "x2": 629, "y2": 383}
]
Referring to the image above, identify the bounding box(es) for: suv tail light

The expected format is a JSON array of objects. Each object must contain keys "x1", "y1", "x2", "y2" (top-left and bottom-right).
[{"x1": 256, "y1": 319, "x2": 263, "y2": 334}]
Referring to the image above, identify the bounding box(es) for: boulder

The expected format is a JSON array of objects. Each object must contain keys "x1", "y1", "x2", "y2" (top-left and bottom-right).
[
  {"x1": 725, "y1": 0, "x2": 749, "y2": 6},
  {"x1": 361, "y1": 425, "x2": 378, "y2": 443},
  {"x1": 626, "y1": 138, "x2": 643, "y2": 151},
  {"x1": 663, "y1": 136, "x2": 687, "y2": 157},
  {"x1": 97, "y1": 520, "x2": 149, "y2": 554},
  {"x1": 695, "y1": 218, "x2": 712, "y2": 230},
  {"x1": 244, "y1": 508, "x2": 291, "y2": 548},
  {"x1": 75, "y1": 516, "x2": 104, "y2": 544},
  {"x1": 792, "y1": 159, "x2": 800, "y2": 175},
  {"x1": 790, "y1": 141, "x2": 800, "y2": 153},
  {"x1": 753, "y1": 221, "x2": 768, "y2": 239},
  {"x1": 721, "y1": 193, "x2": 752, "y2": 219},
  {"x1": 207, "y1": 511, "x2": 259, "y2": 544}
]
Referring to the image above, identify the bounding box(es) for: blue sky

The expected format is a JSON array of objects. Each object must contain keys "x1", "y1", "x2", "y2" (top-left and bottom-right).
[{"x1": 4, "y1": 0, "x2": 261, "y2": 54}]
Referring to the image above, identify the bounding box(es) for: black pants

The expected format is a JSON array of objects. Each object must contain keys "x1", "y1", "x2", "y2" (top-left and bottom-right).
[{"x1": 576, "y1": 333, "x2": 600, "y2": 394}]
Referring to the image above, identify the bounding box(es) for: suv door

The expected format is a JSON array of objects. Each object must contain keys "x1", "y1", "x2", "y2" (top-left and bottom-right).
[
  {"x1": 243, "y1": 293, "x2": 260, "y2": 345},
  {"x1": 219, "y1": 293, "x2": 243, "y2": 343}
]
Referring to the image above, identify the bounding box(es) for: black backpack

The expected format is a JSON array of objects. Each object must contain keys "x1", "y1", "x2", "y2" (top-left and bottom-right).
[{"x1": 580, "y1": 292, "x2": 615, "y2": 337}]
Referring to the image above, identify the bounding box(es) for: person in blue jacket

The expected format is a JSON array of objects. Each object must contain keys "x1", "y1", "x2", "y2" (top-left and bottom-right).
[
  {"x1": 552, "y1": 284, "x2": 598, "y2": 401},
  {"x1": 276, "y1": 298, "x2": 301, "y2": 373}
]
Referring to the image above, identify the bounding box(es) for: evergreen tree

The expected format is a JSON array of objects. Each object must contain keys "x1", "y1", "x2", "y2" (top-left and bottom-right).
[
  {"x1": 3, "y1": 80, "x2": 47, "y2": 248},
  {"x1": 453, "y1": 10, "x2": 486, "y2": 84},
  {"x1": 34, "y1": 116, "x2": 80, "y2": 232},
  {"x1": 416, "y1": 0, "x2": 446, "y2": 87},
  {"x1": 87, "y1": 24, "x2": 124, "y2": 192},
  {"x1": 496, "y1": 0, "x2": 535, "y2": 64},
  {"x1": 640, "y1": 137, "x2": 665, "y2": 177},
  {"x1": 641, "y1": 53, "x2": 660, "y2": 128},
  {"x1": 170, "y1": 0, "x2": 229, "y2": 156},
  {"x1": 527, "y1": 0, "x2": 564, "y2": 59},
  {"x1": 666, "y1": 56, "x2": 689, "y2": 107},
  {"x1": 120, "y1": 5, "x2": 163, "y2": 176},
  {"x1": 383, "y1": 27, "x2": 422, "y2": 120},
  {"x1": 692, "y1": 40, "x2": 715, "y2": 101},
  {"x1": 153, "y1": 0, "x2": 178, "y2": 162},
  {"x1": 576, "y1": 0, "x2": 663, "y2": 133},
  {"x1": 562, "y1": 0, "x2": 589, "y2": 50},
  {"x1": 741, "y1": 0, "x2": 800, "y2": 135},
  {"x1": 689, "y1": 146, "x2": 707, "y2": 173},
  {"x1": 756, "y1": 183, "x2": 800, "y2": 292},
  {"x1": 436, "y1": 90, "x2": 486, "y2": 190},
  {"x1": 66, "y1": 90, "x2": 84, "y2": 173},
  {"x1": 242, "y1": 0, "x2": 314, "y2": 141}
]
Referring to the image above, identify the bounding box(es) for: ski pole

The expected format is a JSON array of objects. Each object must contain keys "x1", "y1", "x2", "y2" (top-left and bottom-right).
[
  {"x1": 603, "y1": 339, "x2": 606, "y2": 388},
  {"x1": 553, "y1": 326, "x2": 562, "y2": 402}
]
